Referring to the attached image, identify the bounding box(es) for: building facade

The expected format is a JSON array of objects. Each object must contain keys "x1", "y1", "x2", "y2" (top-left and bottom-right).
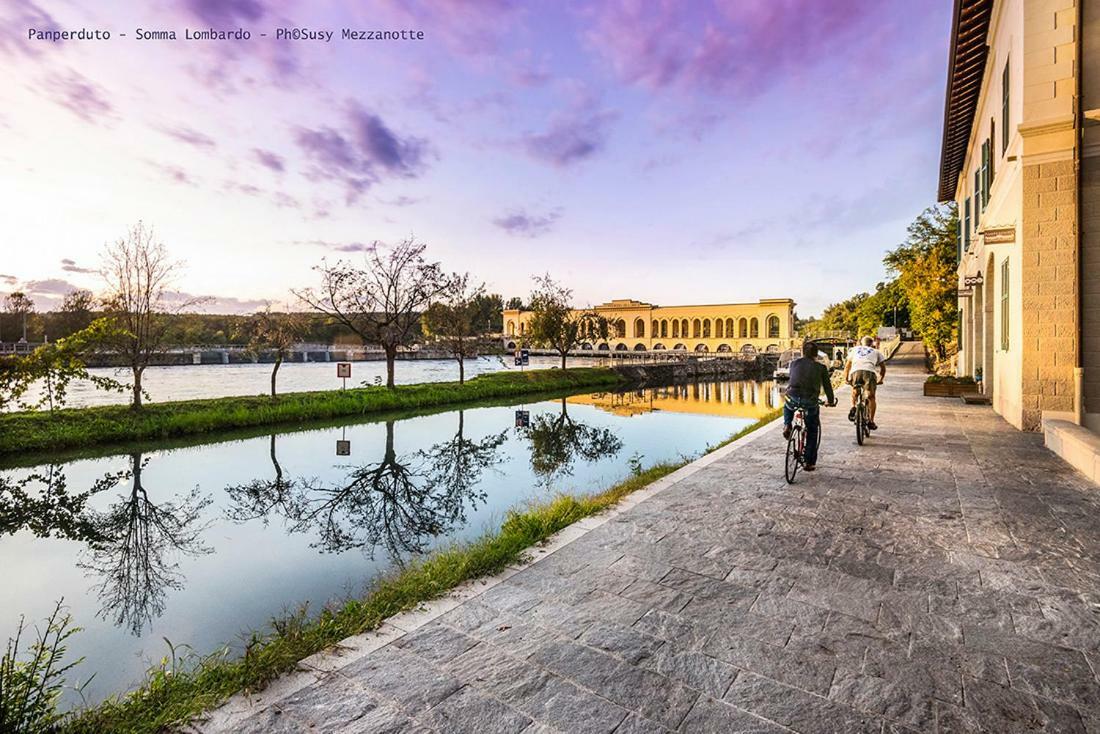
[
  {"x1": 940, "y1": 0, "x2": 1098, "y2": 431},
  {"x1": 503, "y1": 298, "x2": 796, "y2": 354}
]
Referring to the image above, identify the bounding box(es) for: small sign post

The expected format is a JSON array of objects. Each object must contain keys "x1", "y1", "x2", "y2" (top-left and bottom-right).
[
  {"x1": 336, "y1": 439, "x2": 351, "y2": 456},
  {"x1": 336, "y1": 362, "x2": 351, "y2": 390},
  {"x1": 515, "y1": 409, "x2": 530, "y2": 428},
  {"x1": 514, "y1": 348, "x2": 529, "y2": 368}
]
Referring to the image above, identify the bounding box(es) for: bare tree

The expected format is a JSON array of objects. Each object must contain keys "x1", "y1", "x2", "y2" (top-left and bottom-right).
[
  {"x1": 98, "y1": 222, "x2": 204, "y2": 408},
  {"x1": 295, "y1": 238, "x2": 446, "y2": 388},
  {"x1": 421, "y1": 274, "x2": 484, "y2": 384},
  {"x1": 245, "y1": 306, "x2": 307, "y2": 397},
  {"x1": 526, "y1": 275, "x2": 607, "y2": 369},
  {"x1": 4, "y1": 291, "x2": 35, "y2": 342}
]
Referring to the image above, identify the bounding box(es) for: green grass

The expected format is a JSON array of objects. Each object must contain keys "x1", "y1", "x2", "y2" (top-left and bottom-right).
[
  {"x1": 59, "y1": 409, "x2": 781, "y2": 734},
  {"x1": 0, "y1": 368, "x2": 625, "y2": 457}
]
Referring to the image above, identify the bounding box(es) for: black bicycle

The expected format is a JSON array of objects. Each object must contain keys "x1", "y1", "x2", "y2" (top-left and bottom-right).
[
  {"x1": 852, "y1": 382, "x2": 871, "y2": 445},
  {"x1": 785, "y1": 399, "x2": 826, "y2": 484}
]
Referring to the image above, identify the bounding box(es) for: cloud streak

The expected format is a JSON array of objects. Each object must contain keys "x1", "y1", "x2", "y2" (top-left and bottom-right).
[{"x1": 492, "y1": 207, "x2": 563, "y2": 238}]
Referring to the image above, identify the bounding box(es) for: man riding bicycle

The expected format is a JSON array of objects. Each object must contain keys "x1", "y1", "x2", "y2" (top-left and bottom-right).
[
  {"x1": 782, "y1": 341, "x2": 836, "y2": 471},
  {"x1": 843, "y1": 336, "x2": 886, "y2": 431}
]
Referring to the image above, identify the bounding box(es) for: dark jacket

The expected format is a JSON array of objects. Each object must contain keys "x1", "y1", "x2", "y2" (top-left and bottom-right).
[{"x1": 785, "y1": 357, "x2": 835, "y2": 404}]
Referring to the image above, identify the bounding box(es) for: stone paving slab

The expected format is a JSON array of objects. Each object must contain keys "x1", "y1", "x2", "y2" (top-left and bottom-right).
[{"x1": 201, "y1": 343, "x2": 1100, "y2": 733}]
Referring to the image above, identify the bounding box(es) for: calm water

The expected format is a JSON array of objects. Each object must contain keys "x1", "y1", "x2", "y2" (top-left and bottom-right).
[
  {"x1": 0, "y1": 379, "x2": 780, "y2": 707},
  {"x1": 16, "y1": 356, "x2": 591, "y2": 409}
]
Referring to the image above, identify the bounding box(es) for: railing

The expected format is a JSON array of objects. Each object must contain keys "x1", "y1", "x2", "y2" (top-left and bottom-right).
[{"x1": 0, "y1": 342, "x2": 42, "y2": 355}]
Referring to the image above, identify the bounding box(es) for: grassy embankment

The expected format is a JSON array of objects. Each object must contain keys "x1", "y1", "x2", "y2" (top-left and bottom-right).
[
  {"x1": 60, "y1": 406, "x2": 782, "y2": 734},
  {"x1": 0, "y1": 367, "x2": 625, "y2": 457}
]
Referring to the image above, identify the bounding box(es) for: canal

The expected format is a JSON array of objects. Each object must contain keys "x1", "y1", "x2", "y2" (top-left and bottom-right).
[{"x1": 0, "y1": 378, "x2": 780, "y2": 707}]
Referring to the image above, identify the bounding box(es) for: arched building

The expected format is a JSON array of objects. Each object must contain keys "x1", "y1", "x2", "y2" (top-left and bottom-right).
[{"x1": 503, "y1": 298, "x2": 796, "y2": 354}]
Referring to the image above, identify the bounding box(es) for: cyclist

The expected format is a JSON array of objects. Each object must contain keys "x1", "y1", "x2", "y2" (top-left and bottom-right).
[
  {"x1": 843, "y1": 336, "x2": 886, "y2": 430},
  {"x1": 782, "y1": 341, "x2": 836, "y2": 471}
]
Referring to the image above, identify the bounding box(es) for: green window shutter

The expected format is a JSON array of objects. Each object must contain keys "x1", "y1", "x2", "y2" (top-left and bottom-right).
[
  {"x1": 982, "y1": 140, "x2": 990, "y2": 207},
  {"x1": 1002, "y1": 60, "x2": 1010, "y2": 154},
  {"x1": 957, "y1": 214, "x2": 963, "y2": 263},
  {"x1": 989, "y1": 122, "x2": 996, "y2": 182},
  {"x1": 1000, "y1": 259, "x2": 1010, "y2": 351},
  {"x1": 964, "y1": 198, "x2": 971, "y2": 251},
  {"x1": 974, "y1": 170, "x2": 982, "y2": 225}
]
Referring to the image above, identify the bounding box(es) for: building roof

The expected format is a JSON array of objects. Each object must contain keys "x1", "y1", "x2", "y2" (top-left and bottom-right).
[{"x1": 937, "y1": 0, "x2": 994, "y2": 202}]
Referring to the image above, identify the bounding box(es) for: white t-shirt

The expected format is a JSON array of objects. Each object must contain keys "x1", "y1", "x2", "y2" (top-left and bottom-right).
[{"x1": 848, "y1": 345, "x2": 884, "y2": 374}]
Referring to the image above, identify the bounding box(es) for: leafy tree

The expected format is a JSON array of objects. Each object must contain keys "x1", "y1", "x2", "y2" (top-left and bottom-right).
[
  {"x1": 504, "y1": 296, "x2": 525, "y2": 311},
  {"x1": 4, "y1": 292, "x2": 35, "y2": 343},
  {"x1": 421, "y1": 274, "x2": 485, "y2": 384},
  {"x1": 885, "y1": 205, "x2": 959, "y2": 362},
  {"x1": 245, "y1": 306, "x2": 306, "y2": 397},
  {"x1": 525, "y1": 275, "x2": 607, "y2": 370},
  {"x1": 12, "y1": 319, "x2": 128, "y2": 412},
  {"x1": 469, "y1": 292, "x2": 504, "y2": 334},
  {"x1": 522, "y1": 398, "x2": 623, "y2": 486},
  {"x1": 296, "y1": 238, "x2": 447, "y2": 389},
  {"x1": 55, "y1": 289, "x2": 96, "y2": 338},
  {"x1": 98, "y1": 222, "x2": 205, "y2": 408}
]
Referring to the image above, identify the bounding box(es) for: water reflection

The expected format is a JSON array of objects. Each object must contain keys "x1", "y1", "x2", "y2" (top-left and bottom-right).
[
  {"x1": 0, "y1": 465, "x2": 123, "y2": 542},
  {"x1": 569, "y1": 379, "x2": 780, "y2": 418},
  {"x1": 521, "y1": 398, "x2": 623, "y2": 486},
  {"x1": 78, "y1": 454, "x2": 213, "y2": 636},
  {"x1": 224, "y1": 413, "x2": 509, "y2": 561}
]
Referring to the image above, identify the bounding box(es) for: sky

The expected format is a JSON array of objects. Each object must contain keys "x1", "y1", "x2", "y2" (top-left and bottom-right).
[{"x1": 0, "y1": 0, "x2": 951, "y2": 318}]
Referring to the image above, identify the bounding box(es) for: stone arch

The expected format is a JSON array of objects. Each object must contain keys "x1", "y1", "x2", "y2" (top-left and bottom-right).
[
  {"x1": 671, "y1": 320, "x2": 680, "y2": 338},
  {"x1": 633, "y1": 343, "x2": 647, "y2": 351},
  {"x1": 681, "y1": 319, "x2": 689, "y2": 338},
  {"x1": 738, "y1": 318, "x2": 748, "y2": 338},
  {"x1": 749, "y1": 317, "x2": 759, "y2": 338},
  {"x1": 692, "y1": 319, "x2": 702, "y2": 338},
  {"x1": 702, "y1": 319, "x2": 711, "y2": 338},
  {"x1": 695, "y1": 344, "x2": 709, "y2": 352},
  {"x1": 506, "y1": 341, "x2": 516, "y2": 350},
  {"x1": 520, "y1": 322, "x2": 526, "y2": 335},
  {"x1": 673, "y1": 343, "x2": 687, "y2": 351},
  {"x1": 725, "y1": 318, "x2": 734, "y2": 337},
  {"x1": 767, "y1": 314, "x2": 780, "y2": 338},
  {"x1": 615, "y1": 343, "x2": 628, "y2": 351},
  {"x1": 614, "y1": 319, "x2": 627, "y2": 338},
  {"x1": 660, "y1": 319, "x2": 668, "y2": 338},
  {"x1": 634, "y1": 318, "x2": 645, "y2": 338},
  {"x1": 507, "y1": 321, "x2": 515, "y2": 336},
  {"x1": 715, "y1": 319, "x2": 724, "y2": 338},
  {"x1": 652, "y1": 343, "x2": 666, "y2": 350},
  {"x1": 717, "y1": 343, "x2": 732, "y2": 352},
  {"x1": 598, "y1": 343, "x2": 610, "y2": 351},
  {"x1": 740, "y1": 343, "x2": 757, "y2": 355},
  {"x1": 766, "y1": 344, "x2": 779, "y2": 353},
  {"x1": 581, "y1": 342, "x2": 593, "y2": 350}
]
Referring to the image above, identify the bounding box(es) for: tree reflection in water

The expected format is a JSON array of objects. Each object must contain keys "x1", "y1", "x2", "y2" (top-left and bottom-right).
[
  {"x1": 224, "y1": 413, "x2": 507, "y2": 562},
  {"x1": 0, "y1": 465, "x2": 125, "y2": 542},
  {"x1": 521, "y1": 398, "x2": 622, "y2": 486},
  {"x1": 79, "y1": 453, "x2": 213, "y2": 636}
]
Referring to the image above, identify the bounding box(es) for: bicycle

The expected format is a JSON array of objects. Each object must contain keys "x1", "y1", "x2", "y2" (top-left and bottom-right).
[
  {"x1": 784, "y1": 399, "x2": 826, "y2": 484},
  {"x1": 852, "y1": 382, "x2": 871, "y2": 445}
]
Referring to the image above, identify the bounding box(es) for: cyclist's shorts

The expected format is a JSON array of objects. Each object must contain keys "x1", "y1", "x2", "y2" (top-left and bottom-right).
[{"x1": 851, "y1": 370, "x2": 877, "y2": 396}]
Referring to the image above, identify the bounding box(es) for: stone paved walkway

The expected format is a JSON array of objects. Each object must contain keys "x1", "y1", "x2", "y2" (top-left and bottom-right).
[{"x1": 208, "y1": 343, "x2": 1100, "y2": 733}]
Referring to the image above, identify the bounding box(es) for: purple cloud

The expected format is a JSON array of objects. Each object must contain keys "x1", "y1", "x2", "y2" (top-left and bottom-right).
[
  {"x1": 46, "y1": 70, "x2": 114, "y2": 124},
  {"x1": 272, "y1": 191, "x2": 300, "y2": 208},
  {"x1": 253, "y1": 148, "x2": 285, "y2": 172},
  {"x1": 294, "y1": 239, "x2": 370, "y2": 253},
  {"x1": 183, "y1": 0, "x2": 266, "y2": 27},
  {"x1": 585, "y1": 0, "x2": 874, "y2": 96},
  {"x1": 493, "y1": 207, "x2": 563, "y2": 238},
  {"x1": 522, "y1": 109, "x2": 616, "y2": 167},
  {"x1": 0, "y1": 0, "x2": 57, "y2": 58},
  {"x1": 60, "y1": 258, "x2": 96, "y2": 274},
  {"x1": 162, "y1": 126, "x2": 217, "y2": 148},
  {"x1": 24, "y1": 278, "x2": 79, "y2": 295},
  {"x1": 294, "y1": 105, "x2": 430, "y2": 203},
  {"x1": 145, "y1": 161, "x2": 197, "y2": 186},
  {"x1": 0, "y1": 274, "x2": 17, "y2": 285}
]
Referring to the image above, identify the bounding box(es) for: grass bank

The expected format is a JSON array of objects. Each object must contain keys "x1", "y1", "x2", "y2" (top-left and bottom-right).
[
  {"x1": 0, "y1": 367, "x2": 625, "y2": 457},
  {"x1": 59, "y1": 407, "x2": 781, "y2": 734}
]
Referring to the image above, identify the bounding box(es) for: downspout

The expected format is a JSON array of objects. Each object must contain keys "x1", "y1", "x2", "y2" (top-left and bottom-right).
[{"x1": 1073, "y1": 0, "x2": 1085, "y2": 425}]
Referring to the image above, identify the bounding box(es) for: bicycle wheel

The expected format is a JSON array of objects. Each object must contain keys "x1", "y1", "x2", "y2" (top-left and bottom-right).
[
  {"x1": 855, "y1": 405, "x2": 865, "y2": 446},
  {"x1": 785, "y1": 427, "x2": 801, "y2": 483},
  {"x1": 815, "y1": 418, "x2": 822, "y2": 453}
]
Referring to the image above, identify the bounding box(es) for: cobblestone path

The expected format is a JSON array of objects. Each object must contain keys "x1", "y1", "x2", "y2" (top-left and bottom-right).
[{"x1": 208, "y1": 343, "x2": 1100, "y2": 733}]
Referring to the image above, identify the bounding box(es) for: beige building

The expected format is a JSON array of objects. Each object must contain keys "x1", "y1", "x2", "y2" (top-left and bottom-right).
[
  {"x1": 503, "y1": 298, "x2": 796, "y2": 354},
  {"x1": 940, "y1": 0, "x2": 1098, "y2": 434}
]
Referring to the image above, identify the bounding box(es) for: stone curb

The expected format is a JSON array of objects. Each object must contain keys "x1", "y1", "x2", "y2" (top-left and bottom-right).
[{"x1": 197, "y1": 413, "x2": 784, "y2": 732}]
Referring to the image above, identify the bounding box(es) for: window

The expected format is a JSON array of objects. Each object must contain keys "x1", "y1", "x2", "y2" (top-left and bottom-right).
[
  {"x1": 1000, "y1": 258, "x2": 1009, "y2": 351},
  {"x1": 981, "y1": 138, "x2": 991, "y2": 207},
  {"x1": 1001, "y1": 59, "x2": 1010, "y2": 155},
  {"x1": 749, "y1": 318, "x2": 759, "y2": 338},
  {"x1": 989, "y1": 119, "x2": 995, "y2": 183},
  {"x1": 974, "y1": 170, "x2": 982, "y2": 224},
  {"x1": 964, "y1": 198, "x2": 971, "y2": 252},
  {"x1": 957, "y1": 215, "x2": 963, "y2": 262},
  {"x1": 767, "y1": 315, "x2": 780, "y2": 338}
]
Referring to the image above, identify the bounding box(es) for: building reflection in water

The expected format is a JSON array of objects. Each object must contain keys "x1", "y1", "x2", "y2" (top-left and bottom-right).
[{"x1": 568, "y1": 379, "x2": 780, "y2": 419}]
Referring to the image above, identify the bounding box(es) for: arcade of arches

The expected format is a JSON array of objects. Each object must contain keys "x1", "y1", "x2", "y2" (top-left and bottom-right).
[{"x1": 503, "y1": 298, "x2": 796, "y2": 354}]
